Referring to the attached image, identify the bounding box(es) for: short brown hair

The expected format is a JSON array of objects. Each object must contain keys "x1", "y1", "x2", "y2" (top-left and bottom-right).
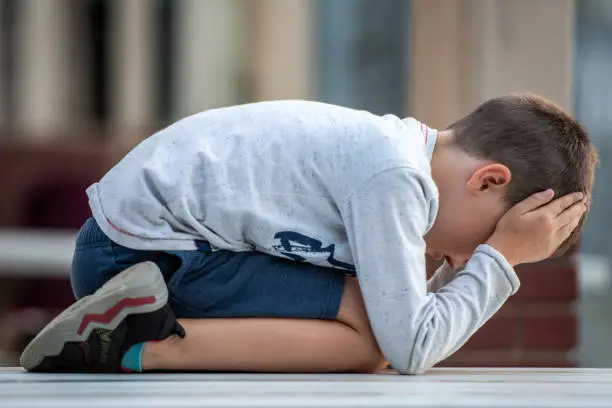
[{"x1": 448, "y1": 93, "x2": 598, "y2": 256}]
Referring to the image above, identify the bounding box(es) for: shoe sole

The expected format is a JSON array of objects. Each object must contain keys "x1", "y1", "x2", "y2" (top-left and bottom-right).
[{"x1": 19, "y1": 261, "x2": 168, "y2": 371}]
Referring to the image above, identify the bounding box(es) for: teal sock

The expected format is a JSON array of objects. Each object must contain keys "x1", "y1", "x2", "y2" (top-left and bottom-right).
[{"x1": 121, "y1": 342, "x2": 146, "y2": 372}]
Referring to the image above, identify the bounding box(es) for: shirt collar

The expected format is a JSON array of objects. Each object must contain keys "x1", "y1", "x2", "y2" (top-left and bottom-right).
[
  {"x1": 416, "y1": 120, "x2": 438, "y2": 162},
  {"x1": 401, "y1": 117, "x2": 438, "y2": 162}
]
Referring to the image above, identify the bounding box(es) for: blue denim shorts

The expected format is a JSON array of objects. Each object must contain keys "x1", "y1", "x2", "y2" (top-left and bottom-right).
[{"x1": 71, "y1": 218, "x2": 345, "y2": 319}]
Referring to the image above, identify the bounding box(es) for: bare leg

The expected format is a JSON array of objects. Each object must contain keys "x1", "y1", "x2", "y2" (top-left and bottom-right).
[{"x1": 142, "y1": 278, "x2": 386, "y2": 373}]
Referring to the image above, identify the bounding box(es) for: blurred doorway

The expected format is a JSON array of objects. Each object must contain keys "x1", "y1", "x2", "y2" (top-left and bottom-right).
[
  {"x1": 315, "y1": 0, "x2": 409, "y2": 116},
  {"x1": 574, "y1": 0, "x2": 612, "y2": 368}
]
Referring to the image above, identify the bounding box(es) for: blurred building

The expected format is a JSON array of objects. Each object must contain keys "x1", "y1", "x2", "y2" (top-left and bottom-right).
[
  {"x1": 0, "y1": 0, "x2": 610, "y2": 369},
  {"x1": 0, "y1": 0, "x2": 575, "y2": 136}
]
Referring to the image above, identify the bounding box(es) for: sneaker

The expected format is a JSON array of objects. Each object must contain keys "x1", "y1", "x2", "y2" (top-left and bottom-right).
[{"x1": 19, "y1": 261, "x2": 185, "y2": 373}]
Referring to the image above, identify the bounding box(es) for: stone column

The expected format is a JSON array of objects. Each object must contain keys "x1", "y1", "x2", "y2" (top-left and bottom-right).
[
  {"x1": 464, "y1": 0, "x2": 575, "y2": 110},
  {"x1": 409, "y1": 0, "x2": 574, "y2": 128},
  {"x1": 172, "y1": 0, "x2": 245, "y2": 118},
  {"x1": 108, "y1": 0, "x2": 157, "y2": 132},
  {"x1": 409, "y1": 0, "x2": 466, "y2": 126},
  {"x1": 14, "y1": 0, "x2": 77, "y2": 135},
  {"x1": 248, "y1": 0, "x2": 314, "y2": 101}
]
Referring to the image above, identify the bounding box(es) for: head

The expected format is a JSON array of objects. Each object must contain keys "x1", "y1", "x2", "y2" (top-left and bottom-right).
[{"x1": 425, "y1": 93, "x2": 598, "y2": 269}]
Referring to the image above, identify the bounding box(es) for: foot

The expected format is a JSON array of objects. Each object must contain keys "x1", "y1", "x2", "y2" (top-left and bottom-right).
[{"x1": 20, "y1": 261, "x2": 185, "y2": 373}]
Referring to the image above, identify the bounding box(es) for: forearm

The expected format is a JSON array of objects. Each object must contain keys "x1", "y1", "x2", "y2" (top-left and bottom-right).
[
  {"x1": 368, "y1": 245, "x2": 519, "y2": 374},
  {"x1": 341, "y1": 168, "x2": 519, "y2": 373}
]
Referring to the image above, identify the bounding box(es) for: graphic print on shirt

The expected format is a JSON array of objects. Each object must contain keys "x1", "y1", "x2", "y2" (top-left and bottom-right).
[{"x1": 272, "y1": 231, "x2": 356, "y2": 272}]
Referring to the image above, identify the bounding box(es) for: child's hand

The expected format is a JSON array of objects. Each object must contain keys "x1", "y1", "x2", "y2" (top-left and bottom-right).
[{"x1": 486, "y1": 190, "x2": 587, "y2": 266}]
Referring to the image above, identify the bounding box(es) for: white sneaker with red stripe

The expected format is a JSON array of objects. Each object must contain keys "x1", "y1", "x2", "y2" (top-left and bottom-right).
[{"x1": 19, "y1": 261, "x2": 185, "y2": 373}]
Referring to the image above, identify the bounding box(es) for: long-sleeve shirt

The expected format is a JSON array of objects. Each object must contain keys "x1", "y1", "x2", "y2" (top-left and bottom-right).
[{"x1": 87, "y1": 100, "x2": 520, "y2": 374}]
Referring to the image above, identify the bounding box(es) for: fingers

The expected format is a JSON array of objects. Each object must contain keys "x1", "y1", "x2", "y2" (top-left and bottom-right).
[
  {"x1": 515, "y1": 189, "x2": 555, "y2": 214},
  {"x1": 556, "y1": 210, "x2": 584, "y2": 243},
  {"x1": 555, "y1": 200, "x2": 588, "y2": 227},
  {"x1": 541, "y1": 191, "x2": 585, "y2": 216}
]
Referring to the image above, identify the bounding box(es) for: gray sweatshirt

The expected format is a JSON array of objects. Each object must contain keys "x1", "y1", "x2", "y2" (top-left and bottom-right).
[{"x1": 87, "y1": 100, "x2": 520, "y2": 374}]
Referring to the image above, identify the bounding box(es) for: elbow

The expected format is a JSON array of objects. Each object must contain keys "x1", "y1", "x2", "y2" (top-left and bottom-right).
[
  {"x1": 385, "y1": 340, "x2": 435, "y2": 375},
  {"x1": 390, "y1": 357, "x2": 432, "y2": 375},
  {"x1": 394, "y1": 363, "x2": 429, "y2": 376}
]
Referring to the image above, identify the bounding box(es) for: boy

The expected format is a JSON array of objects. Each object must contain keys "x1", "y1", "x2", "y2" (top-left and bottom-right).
[{"x1": 20, "y1": 93, "x2": 596, "y2": 374}]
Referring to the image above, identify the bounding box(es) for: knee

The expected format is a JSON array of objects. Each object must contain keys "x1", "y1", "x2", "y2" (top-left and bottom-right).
[
  {"x1": 350, "y1": 350, "x2": 387, "y2": 374},
  {"x1": 338, "y1": 277, "x2": 386, "y2": 373}
]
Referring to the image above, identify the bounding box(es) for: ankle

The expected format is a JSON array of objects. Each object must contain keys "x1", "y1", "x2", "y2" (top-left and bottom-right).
[{"x1": 141, "y1": 334, "x2": 183, "y2": 370}]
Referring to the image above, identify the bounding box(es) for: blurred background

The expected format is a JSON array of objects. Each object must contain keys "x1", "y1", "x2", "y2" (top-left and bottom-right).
[{"x1": 0, "y1": 0, "x2": 610, "y2": 369}]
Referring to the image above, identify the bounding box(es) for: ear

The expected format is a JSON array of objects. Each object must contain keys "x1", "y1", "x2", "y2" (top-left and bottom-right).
[{"x1": 466, "y1": 164, "x2": 511, "y2": 194}]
